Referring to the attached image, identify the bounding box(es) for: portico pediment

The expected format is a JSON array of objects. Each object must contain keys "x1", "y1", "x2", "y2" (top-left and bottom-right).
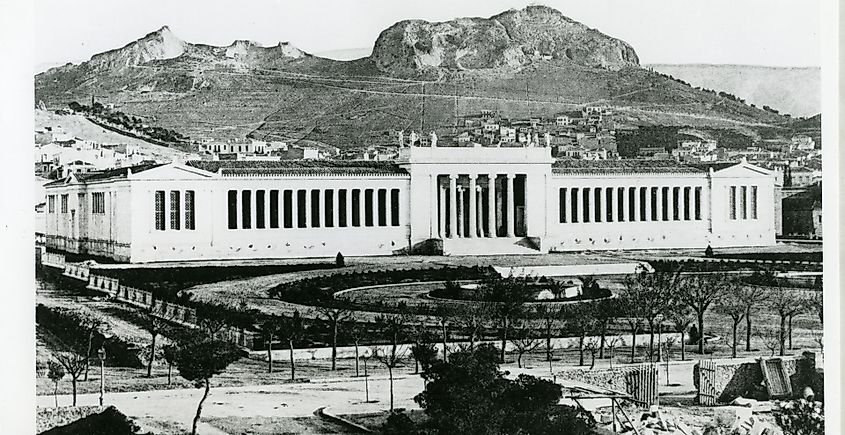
[{"x1": 128, "y1": 163, "x2": 216, "y2": 181}]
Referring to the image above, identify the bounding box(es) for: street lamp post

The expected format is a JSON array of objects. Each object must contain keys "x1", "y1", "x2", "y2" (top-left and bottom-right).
[
  {"x1": 97, "y1": 347, "x2": 106, "y2": 407},
  {"x1": 363, "y1": 351, "x2": 370, "y2": 403}
]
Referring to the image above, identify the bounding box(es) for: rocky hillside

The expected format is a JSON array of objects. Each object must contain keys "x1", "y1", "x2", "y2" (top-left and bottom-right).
[
  {"x1": 35, "y1": 6, "x2": 789, "y2": 148},
  {"x1": 647, "y1": 64, "x2": 820, "y2": 118},
  {"x1": 372, "y1": 6, "x2": 638, "y2": 76}
]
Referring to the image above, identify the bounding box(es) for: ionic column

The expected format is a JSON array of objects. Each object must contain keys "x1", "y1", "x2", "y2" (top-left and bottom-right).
[
  {"x1": 487, "y1": 175, "x2": 497, "y2": 237},
  {"x1": 430, "y1": 175, "x2": 438, "y2": 236},
  {"x1": 290, "y1": 191, "x2": 298, "y2": 228},
  {"x1": 506, "y1": 174, "x2": 516, "y2": 237},
  {"x1": 656, "y1": 187, "x2": 664, "y2": 221},
  {"x1": 345, "y1": 189, "x2": 353, "y2": 227},
  {"x1": 645, "y1": 187, "x2": 653, "y2": 221},
  {"x1": 448, "y1": 175, "x2": 458, "y2": 238},
  {"x1": 456, "y1": 187, "x2": 464, "y2": 238},
  {"x1": 468, "y1": 175, "x2": 478, "y2": 238},
  {"x1": 586, "y1": 188, "x2": 594, "y2": 223},
  {"x1": 685, "y1": 187, "x2": 692, "y2": 220},
  {"x1": 476, "y1": 187, "x2": 484, "y2": 237},
  {"x1": 439, "y1": 182, "x2": 446, "y2": 238}
]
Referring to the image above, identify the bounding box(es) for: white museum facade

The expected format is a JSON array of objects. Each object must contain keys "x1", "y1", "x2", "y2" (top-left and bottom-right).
[{"x1": 43, "y1": 146, "x2": 778, "y2": 263}]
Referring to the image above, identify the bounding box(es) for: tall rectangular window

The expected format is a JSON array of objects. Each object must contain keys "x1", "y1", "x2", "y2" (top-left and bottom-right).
[
  {"x1": 48, "y1": 195, "x2": 55, "y2": 213},
  {"x1": 605, "y1": 187, "x2": 613, "y2": 222},
  {"x1": 78, "y1": 193, "x2": 86, "y2": 214},
  {"x1": 339, "y1": 189, "x2": 348, "y2": 227},
  {"x1": 694, "y1": 187, "x2": 702, "y2": 220},
  {"x1": 310, "y1": 190, "x2": 321, "y2": 228},
  {"x1": 617, "y1": 187, "x2": 625, "y2": 222},
  {"x1": 377, "y1": 189, "x2": 387, "y2": 226},
  {"x1": 729, "y1": 186, "x2": 737, "y2": 220},
  {"x1": 390, "y1": 189, "x2": 400, "y2": 226},
  {"x1": 155, "y1": 191, "x2": 165, "y2": 230},
  {"x1": 364, "y1": 189, "x2": 374, "y2": 226},
  {"x1": 92, "y1": 192, "x2": 105, "y2": 214},
  {"x1": 673, "y1": 187, "x2": 680, "y2": 221},
  {"x1": 683, "y1": 187, "x2": 691, "y2": 220},
  {"x1": 593, "y1": 188, "x2": 602, "y2": 223},
  {"x1": 650, "y1": 187, "x2": 658, "y2": 221},
  {"x1": 170, "y1": 191, "x2": 181, "y2": 230},
  {"x1": 628, "y1": 187, "x2": 636, "y2": 221},
  {"x1": 297, "y1": 190, "x2": 307, "y2": 228},
  {"x1": 559, "y1": 188, "x2": 567, "y2": 223},
  {"x1": 582, "y1": 188, "x2": 591, "y2": 223},
  {"x1": 241, "y1": 190, "x2": 251, "y2": 229},
  {"x1": 61, "y1": 194, "x2": 68, "y2": 213},
  {"x1": 325, "y1": 190, "x2": 334, "y2": 227},
  {"x1": 750, "y1": 186, "x2": 758, "y2": 219},
  {"x1": 740, "y1": 186, "x2": 747, "y2": 220},
  {"x1": 227, "y1": 190, "x2": 237, "y2": 229},
  {"x1": 256, "y1": 190, "x2": 266, "y2": 229},
  {"x1": 269, "y1": 190, "x2": 279, "y2": 228},
  {"x1": 661, "y1": 187, "x2": 669, "y2": 221},
  {"x1": 570, "y1": 188, "x2": 579, "y2": 223},
  {"x1": 283, "y1": 190, "x2": 294, "y2": 228},
  {"x1": 185, "y1": 190, "x2": 195, "y2": 230},
  {"x1": 352, "y1": 189, "x2": 361, "y2": 227},
  {"x1": 640, "y1": 188, "x2": 647, "y2": 221}
]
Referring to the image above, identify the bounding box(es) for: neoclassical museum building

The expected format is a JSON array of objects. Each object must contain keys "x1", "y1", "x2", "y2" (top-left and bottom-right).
[{"x1": 44, "y1": 145, "x2": 778, "y2": 263}]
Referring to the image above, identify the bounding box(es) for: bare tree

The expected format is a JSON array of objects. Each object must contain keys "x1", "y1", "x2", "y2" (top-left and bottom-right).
[
  {"x1": 456, "y1": 302, "x2": 487, "y2": 351},
  {"x1": 54, "y1": 352, "x2": 86, "y2": 406},
  {"x1": 279, "y1": 310, "x2": 303, "y2": 381},
  {"x1": 666, "y1": 301, "x2": 694, "y2": 362},
  {"x1": 584, "y1": 337, "x2": 601, "y2": 370},
  {"x1": 143, "y1": 303, "x2": 169, "y2": 378},
  {"x1": 484, "y1": 274, "x2": 528, "y2": 363},
  {"x1": 258, "y1": 316, "x2": 283, "y2": 373},
  {"x1": 768, "y1": 287, "x2": 807, "y2": 356},
  {"x1": 737, "y1": 281, "x2": 770, "y2": 352},
  {"x1": 47, "y1": 361, "x2": 65, "y2": 408},
  {"x1": 606, "y1": 336, "x2": 622, "y2": 369},
  {"x1": 593, "y1": 298, "x2": 618, "y2": 359},
  {"x1": 317, "y1": 307, "x2": 351, "y2": 371},
  {"x1": 675, "y1": 273, "x2": 723, "y2": 354},
  {"x1": 162, "y1": 343, "x2": 178, "y2": 386},
  {"x1": 346, "y1": 322, "x2": 367, "y2": 377},
  {"x1": 564, "y1": 303, "x2": 597, "y2": 366},
  {"x1": 759, "y1": 328, "x2": 781, "y2": 357},
  {"x1": 433, "y1": 306, "x2": 456, "y2": 361},
  {"x1": 621, "y1": 269, "x2": 675, "y2": 362},
  {"x1": 535, "y1": 304, "x2": 561, "y2": 362},
  {"x1": 714, "y1": 279, "x2": 748, "y2": 358},
  {"x1": 509, "y1": 321, "x2": 541, "y2": 368},
  {"x1": 77, "y1": 312, "x2": 108, "y2": 381}
]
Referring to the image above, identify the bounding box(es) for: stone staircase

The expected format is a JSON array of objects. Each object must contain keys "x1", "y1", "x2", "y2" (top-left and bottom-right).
[{"x1": 442, "y1": 237, "x2": 542, "y2": 256}]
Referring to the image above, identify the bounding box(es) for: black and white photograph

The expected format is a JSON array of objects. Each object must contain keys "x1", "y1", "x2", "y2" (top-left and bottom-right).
[{"x1": 0, "y1": 0, "x2": 841, "y2": 433}]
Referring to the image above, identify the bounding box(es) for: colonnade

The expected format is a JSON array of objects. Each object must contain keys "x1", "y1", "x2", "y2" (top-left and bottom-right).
[
  {"x1": 558, "y1": 185, "x2": 704, "y2": 224},
  {"x1": 436, "y1": 173, "x2": 525, "y2": 239}
]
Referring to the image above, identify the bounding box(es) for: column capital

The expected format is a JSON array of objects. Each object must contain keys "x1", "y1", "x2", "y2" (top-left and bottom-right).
[
  {"x1": 468, "y1": 174, "x2": 478, "y2": 180},
  {"x1": 506, "y1": 173, "x2": 517, "y2": 179},
  {"x1": 449, "y1": 174, "x2": 459, "y2": 180}
]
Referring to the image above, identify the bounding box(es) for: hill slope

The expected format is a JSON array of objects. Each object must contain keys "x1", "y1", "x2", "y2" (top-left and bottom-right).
[
  {"x1": 35, "y1": 6, "x2": 788, "y2": 148},
  {"x1": 647, "y1": 64, "x2": 820, "y2": 118}
]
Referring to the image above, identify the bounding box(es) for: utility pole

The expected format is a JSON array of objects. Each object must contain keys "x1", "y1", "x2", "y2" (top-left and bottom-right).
[
  {"x1": 420, "y1": 82, "x2": 426, "y2": 133},
  {"x1": 97, "y1": 347, "x2": 106, "y2": 407}
]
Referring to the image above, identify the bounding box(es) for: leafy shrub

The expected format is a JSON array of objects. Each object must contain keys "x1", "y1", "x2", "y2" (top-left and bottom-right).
[{"x1": 775, "y1": 399, "x2": 824, "y2": 435}]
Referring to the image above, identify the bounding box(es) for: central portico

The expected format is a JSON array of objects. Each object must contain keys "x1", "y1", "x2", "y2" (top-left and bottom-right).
[{"x1": 399, "y1": 145, "x2": 555, "y2": 254}]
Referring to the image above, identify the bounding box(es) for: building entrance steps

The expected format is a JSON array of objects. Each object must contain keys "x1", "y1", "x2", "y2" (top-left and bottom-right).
[{"x1": 442, "y1": 237, "x2": 541, "y2": 256}]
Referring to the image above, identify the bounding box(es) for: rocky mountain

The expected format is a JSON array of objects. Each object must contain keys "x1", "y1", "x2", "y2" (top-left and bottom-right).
[
  {"x1": 35, "y1": 6, "x2": 788, "y2": 148},
  {"x1": 372, "y1": 6, "x2": 638, "y2": 76},
  {"x1": 647, "y1": 64, "x2": 820, "y2": 118}
]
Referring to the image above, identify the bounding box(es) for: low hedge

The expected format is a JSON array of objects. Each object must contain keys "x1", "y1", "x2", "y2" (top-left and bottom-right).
[
  {"x1": 267, "y1": 265, "x2": 495, "y2": 307},
  {"x1": 36, "y1": 304, "x2": 144, "y2": 368}
]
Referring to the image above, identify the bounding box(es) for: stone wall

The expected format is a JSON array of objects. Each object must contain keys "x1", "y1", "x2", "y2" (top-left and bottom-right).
[{"x1": 694, "y1": 352, "x2": 822, "y2": 403}]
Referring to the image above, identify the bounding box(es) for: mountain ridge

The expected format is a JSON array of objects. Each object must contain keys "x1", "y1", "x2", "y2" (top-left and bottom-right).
[{"x1": 35, "y1": 6, "x2": 789, "y2": 147}]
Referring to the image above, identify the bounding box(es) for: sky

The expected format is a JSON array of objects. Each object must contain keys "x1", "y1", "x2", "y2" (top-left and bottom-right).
[{"x1": 34, "y1": 0, "x2": 821, "y2": 72}]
